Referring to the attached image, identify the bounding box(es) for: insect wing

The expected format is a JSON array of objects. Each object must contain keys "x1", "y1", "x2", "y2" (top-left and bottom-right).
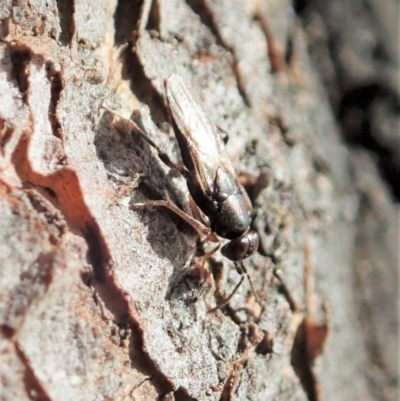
[{"x1": 166, "y1": 74, "x2": 223, "y2": 196}]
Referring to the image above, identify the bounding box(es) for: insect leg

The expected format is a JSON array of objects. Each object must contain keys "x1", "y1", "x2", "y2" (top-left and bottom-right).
[
  {"x1": 211, "y1": 275, "x2": 245, "y2": 311},
  {"x1": 103, "y1": 106, "x2": 185, "y2": 173},
  {"x1": 236, "y1": 261, "x2": 261, "y2": 304},
  {"x1": 212, "y1": 261, "x2": 260, "y2": 310},
  {"x1": 189, "y1": 197, "x2": 219, "y2": 243},
  {"x1": 201, "y1": 242, "x2": 221, "y2": 262},
  {"x1": 137, "y1": 0, "x2": 153, "y2": 34},
  {"x1": 189, "y1": 196, "x2": 207, "y2": 226},
  {"x1": 134, "y1": 191, "x2": 213, "y2": 238}
]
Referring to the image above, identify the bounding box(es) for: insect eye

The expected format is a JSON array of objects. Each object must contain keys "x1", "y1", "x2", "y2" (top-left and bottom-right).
[
  {"x1": 245, "y1": 231, "x2": 259, "y2": 256},
  {"x1": 221, "y1": 231, "x2": 259, "y2": 261}
]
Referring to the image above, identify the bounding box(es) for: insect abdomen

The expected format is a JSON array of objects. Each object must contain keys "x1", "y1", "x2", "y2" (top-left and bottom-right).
[{"x1": 209, "y1": 167, "x2": 251, "y2": 239}]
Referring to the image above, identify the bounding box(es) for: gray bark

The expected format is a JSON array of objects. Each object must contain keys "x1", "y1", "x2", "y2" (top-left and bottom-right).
[{"x1": 0, "y1": 1, "x2": 397, "y2": 401}]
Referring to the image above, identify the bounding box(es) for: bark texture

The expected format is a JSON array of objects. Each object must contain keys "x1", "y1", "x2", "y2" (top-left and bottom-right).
[{"x1": 0, "y1": 1, "x2": 397, "y2": 401}]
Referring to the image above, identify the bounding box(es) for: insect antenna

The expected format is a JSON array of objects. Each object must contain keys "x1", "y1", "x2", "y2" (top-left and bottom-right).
[
  {"x1": 211, "y1": 275, "x2": 244, "y2": 311},
  {"x1": 237, "y1": 261, "x2": 261, "y2": 305},
  {"x1": 212, "y1": 261, "x2": 260, "y2": 311}
]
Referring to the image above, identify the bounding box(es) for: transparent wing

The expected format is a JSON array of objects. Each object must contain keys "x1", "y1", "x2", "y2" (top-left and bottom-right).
[{"x1": 166, "y1": 74, "x2": 235, "y2": 196}]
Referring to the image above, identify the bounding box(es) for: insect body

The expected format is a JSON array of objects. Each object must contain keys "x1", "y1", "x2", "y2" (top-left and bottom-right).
[
  {"x1": 165, "y1": 74, "x2": 259, "y2": 263},
  {"x1": 105, "y1": 74, "x2": 260, "y2": 304}
]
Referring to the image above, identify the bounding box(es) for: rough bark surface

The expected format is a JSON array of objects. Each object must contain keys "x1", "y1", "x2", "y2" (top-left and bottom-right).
[{"x1": 0, "y1": 1, "x2": 397, "y2": 401}]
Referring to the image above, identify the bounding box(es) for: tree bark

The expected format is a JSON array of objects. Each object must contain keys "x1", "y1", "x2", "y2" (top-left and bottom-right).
[{"x1": 0, "y1": 1, "x2": 397, "y2": 401}]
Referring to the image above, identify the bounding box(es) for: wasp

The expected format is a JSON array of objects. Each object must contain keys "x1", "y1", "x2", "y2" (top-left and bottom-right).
[{"x1": 105, "y1": 74, "x2": 260, "y2": 306}]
